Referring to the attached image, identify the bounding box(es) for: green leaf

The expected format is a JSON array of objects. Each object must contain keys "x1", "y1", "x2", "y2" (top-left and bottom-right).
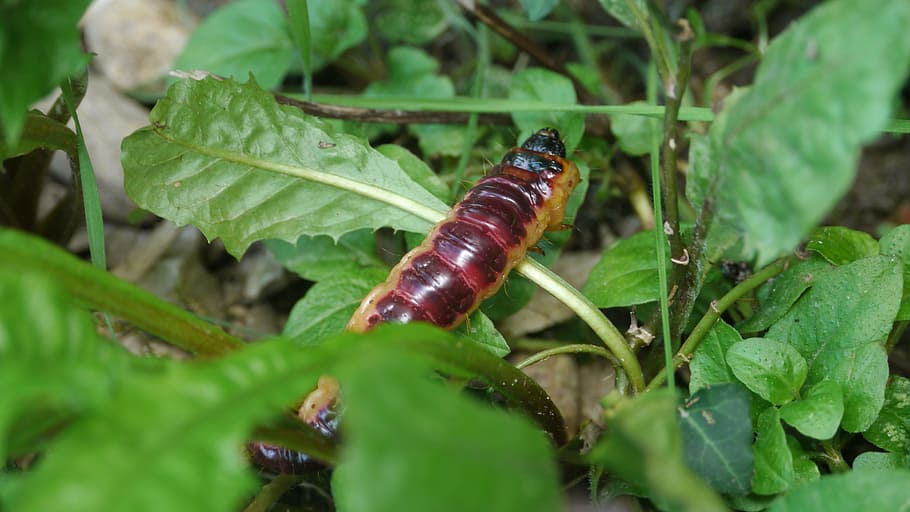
[
  {"x1": 521, "y1": 0, "x2": 558, "y2": 21},
  {"x1": 726, "y1": 338, "x2": 808, "y2": 405},
  {"x1": 509, "y1": 68, "x2": 584, "y2": 154},
  {"x1": 880, "y1": 224, "x2": 910, "y2": 320},
  {"x1": 752, "y1": 407, "x2": 794, "y2": 495},
  {"x1": 364, "y1": 47, "x2": 463, "y2": 157},
  {"x1": 374, "y1": 0, "x2": 447, "y2": 45},
  {"x1": 687, "y1": 0, "x2": 910, "y2": 266},
  {"x1": 583, "y1": 229, "x2": 660, "y2": 308},
  {"x1": 376, "y1": 144, "x2": 450, "y2": 202},
  {"x1": 689, "y1": 321, "x2": 742, "y2": 393},
  {"x1": 0, "y1": 270, "x2": 130, "y2": 460},
  {"x1": 588, "y1": 390, "x2": 727, "y2": 512},
  {"x1": 786, "y1": 435, "x2": 821, "y2": 485},
  {"x1": 7, "y1": 337, "x2": 337, "y2": 511},
  {"x1": 779, "y1": 380, "x2": 844, "y2": 440},
  {"x1": 332, "y1": 348, "x2": 560, "y2": 512},
  {"x1": 767, "y1": 470, "x2": 910, "y2": 512},
  {"x1": 284, "y1": 268, "x2": 388, "y2": 345},
  {"x1": 306, "y1": 0, "x2": 367, "y2": 71},
  {"x1": 767, "y1": 256, "x2": 901, "y2": 431},
  {"x1": 806, "y1": 226, "x2": 880, "y2": 265},
  {"x1": 853, "y1": 452, "x2": 910, "y2": 472},
  {"x1": 174, "y1": 0, "x2": 293, "y2": 89},
  {"x1": 122, "y1": 77, "x2": 448, "y2": 258},
  {"x1": 0, "y1": 0, "x2": 90, "y2": 146},
  {"x1": 597, "y1": 0, "x2": 646, "y2": 29},
  {"x1": 0, "y1": 111, "x2": 76, "y2": 160},
  {"x1": 611, "y1": 101, "x2": 660, "y2": 156},
  {"x1": 678, "y1": 384, "x2": 754, "y2": 495},
  {"x1": 267, "y1": 230, "x2": 385, "y2": 282},
  {"x1": 864, "y1": 376, "x2": 910, "y2": 453},
  {"x1": 736, "y1": 256, "x2": 832, "y2": 334}
]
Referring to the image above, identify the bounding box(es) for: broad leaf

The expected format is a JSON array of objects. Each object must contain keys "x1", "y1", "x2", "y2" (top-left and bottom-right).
[
  {"x1": 752, "y1": 407, "x2": 794, "y2": 495},
  {"x1": 678, "y1": 384, "x2": 753, "y2": 495},
  {"x1": 852, "y1": 452, "x2": 909, "y2": 472},
  {"x1": 122, "y1": 77, "x2": 448, "y2": 258},
  {"x1": 597, "y1": 0, "x2": 646, "y2": 29},
  {"x1": 284, "y1": 269, "x2": 388, "y2": 345},
  {"x1": 588, "y1": 390, "x2": 727, "y2": 512},
  {"x1": 175, "y1": 0, "x2": 293, "y2": 89},
  {"x1": 726, "y1": 338, "x2": 808, "y2": 405},
  {"x1": 267, "y1": 230, "x2": 386, "y2": 282},
  {"x1": 0, "y1": 0, "x2": 90, "y2": 146},
  {"x1": 509, "y1": 68, "x2": 584, "y2": 154},
  {"x1": 611, "y1": 101, "x2": 660, "y2": 156},
  {"x1": 0, "y1": 111, "x2": 76, "y2": 160},
  {"x1": 767, "y1": 256, "x2": 901, "y2": 431},
  {"x1": 521, "y1": 0, "x2": 558, "y2": 21},
  {"x1": 767, "y1": 470, "x2": 910, "y2": 512},
  {"x1": 689, "y1": 321, "x2": 741, "y2": 393},
  {"x1": 806, "y1": 226, "x2": 879, "y2": 265},
  {"x1": 306, "y1": 0, "x2": 368, "y2": 71},
  {"x1": 737, "y1": 256, "x2": 832, "y2": 334},
  {"x1": 687, "y1": 0, "x2": 910, "y2": 266},
  {"x1": 779, "y1": 380, "x2": 844, "y2": 440},
  {"x1": 332, "y1": 348, "x2": 560, "y2": 512},
  {"x1": 583, "y1": 229, "x2": 661, "y2": 308},
  {"x1": 864, "y1": 376, "x2": 910, "y2": 453}
]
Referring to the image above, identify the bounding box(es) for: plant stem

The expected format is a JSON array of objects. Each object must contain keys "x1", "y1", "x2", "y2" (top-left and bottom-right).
[
  {"x1": 243, "y1": 474, "x2": 303, "y2": 512},
  {"x1": 645, "y1": 257, "x2": 789, "y2": 390},
  {"x1": 451, "y1": 24, "x2": 489, "y2": 198},
  {"x1": 516, "y1": 259, "x2": 645, "y2": 393},
  {"x1": 0, "y1": 229, "x2": 245, "y2": 357},
  {"x1": 515, "y1": 343, "x2": 621, "y2": 370},
  {"x1": 885, "y1": 320, "x2": 908, "y2": 352},
  {"x1": 820, "y1": 439, "x2": 849, "y2": 473}
]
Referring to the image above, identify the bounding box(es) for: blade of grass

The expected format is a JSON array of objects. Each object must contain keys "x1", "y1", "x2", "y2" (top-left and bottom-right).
[{"x1": 286, "y1": 0, "x2": 312, "y2": 99}]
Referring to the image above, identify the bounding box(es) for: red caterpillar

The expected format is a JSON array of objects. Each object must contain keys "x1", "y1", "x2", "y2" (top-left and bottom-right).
[
  {"x1": 250, "y1": 128, "x2": 579, "y2": 473},
  {"x1": 347, "y1": 127, "x2": 580, "y2": 332}
]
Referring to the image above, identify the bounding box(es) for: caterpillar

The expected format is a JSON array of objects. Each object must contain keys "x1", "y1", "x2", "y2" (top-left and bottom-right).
[
  {"x1": 250, "y1": 127, "x2": 579, "y2": 473},
  {"x1": 347, "y1": 127, "x2": 580, "y2": 332}
]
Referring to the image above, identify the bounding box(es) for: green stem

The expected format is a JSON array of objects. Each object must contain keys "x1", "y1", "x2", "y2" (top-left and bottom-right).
[
  {"x1": 0, "y1": 229, "x2": 245, "y2": 357},
  {"x1": 451, "y1": 25, "x2": 489, "y2": 198},
  {"x1": 819, "y1": 439, "x2": 849, "y2": 473},
  {"x1": 515, "y1": 343, "x2": 620, "y2": 370},
  {"x1": 243, "y1": 474, "x2": 303, "y2": 512},
  {"x1": 646, "y1": 257, "x2": 789, "y2": 390},
  {"x1": 516, "y1": 259, "x2": 645, "y2": 394}
]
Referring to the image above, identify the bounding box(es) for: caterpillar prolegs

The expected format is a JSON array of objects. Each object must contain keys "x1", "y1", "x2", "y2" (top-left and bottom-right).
[{"x1": 250, "y1": 128, "x2": 580, "y2": 473}]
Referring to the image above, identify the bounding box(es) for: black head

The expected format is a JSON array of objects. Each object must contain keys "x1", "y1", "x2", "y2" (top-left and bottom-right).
[{"x1": 520, "y1": 128, "x2": 566, "y2": 158}]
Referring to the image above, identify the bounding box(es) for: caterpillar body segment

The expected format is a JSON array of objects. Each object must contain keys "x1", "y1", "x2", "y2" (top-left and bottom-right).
[{"x1": 346, "y1": 128, "x2": 580, "y2": 333}]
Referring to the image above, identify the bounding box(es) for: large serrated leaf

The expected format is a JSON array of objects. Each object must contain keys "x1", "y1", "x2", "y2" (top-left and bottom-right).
[
  {"x1": 687, "y1": 0, "x2": 910, "y2": 266},
  {"x1": 122, "y1": 77, "x2": 448, "y2": 258}
]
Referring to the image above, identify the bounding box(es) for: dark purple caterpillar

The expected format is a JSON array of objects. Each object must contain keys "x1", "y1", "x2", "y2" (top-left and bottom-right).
[
  {"x1": 347, "y1": 127, "x2": 580, "y2": 332},
  {"x1": 250, "y1": 128, "x2": 579, "y2": 473}
]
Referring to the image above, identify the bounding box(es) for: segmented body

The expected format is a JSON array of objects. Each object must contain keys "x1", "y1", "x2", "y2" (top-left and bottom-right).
[
  {"x1": 347, "y1": 128, "x2": 580, "y2": 332},
  {"x1": 250, "y1": 128, "x2": 578, "y2": 474}
]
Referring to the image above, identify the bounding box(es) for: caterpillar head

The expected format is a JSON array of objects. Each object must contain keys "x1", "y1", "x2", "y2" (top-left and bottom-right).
[{"x1": 521, "y1": 127, "x2": 566, "y2": 158}]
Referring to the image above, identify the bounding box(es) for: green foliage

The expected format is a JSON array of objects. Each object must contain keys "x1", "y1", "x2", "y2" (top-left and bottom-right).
[
  {"x1": 588, "y1": 390, "x2": 727, "y2": 511},
  {"x1": 332, "y1": 349, "x2": 560, "y2": 512},
  {"x1": 509, "y1": 68, "x2": 585, "y2": 154},
  {"x1": 0, "y1": 1, "x2": 90, "y2": 146},
  {"x1": 678, "y1": 384, "x2": 754, "y2": 495},
  {"x1": 687, "y1": 0, "x2": 910, "y2": 266},
  {"x1": 122, "y1": 77, "x2": 448, "y2": 258},
  {"x1": 6, "y1": 0, "x2": 910, "y2": 509},
  {"x1": 584, "y1": 229, "x2": 661, "y2": 307},
  {"x1": 174, "y1": 0, "x2": 293, "y2": 89}
]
